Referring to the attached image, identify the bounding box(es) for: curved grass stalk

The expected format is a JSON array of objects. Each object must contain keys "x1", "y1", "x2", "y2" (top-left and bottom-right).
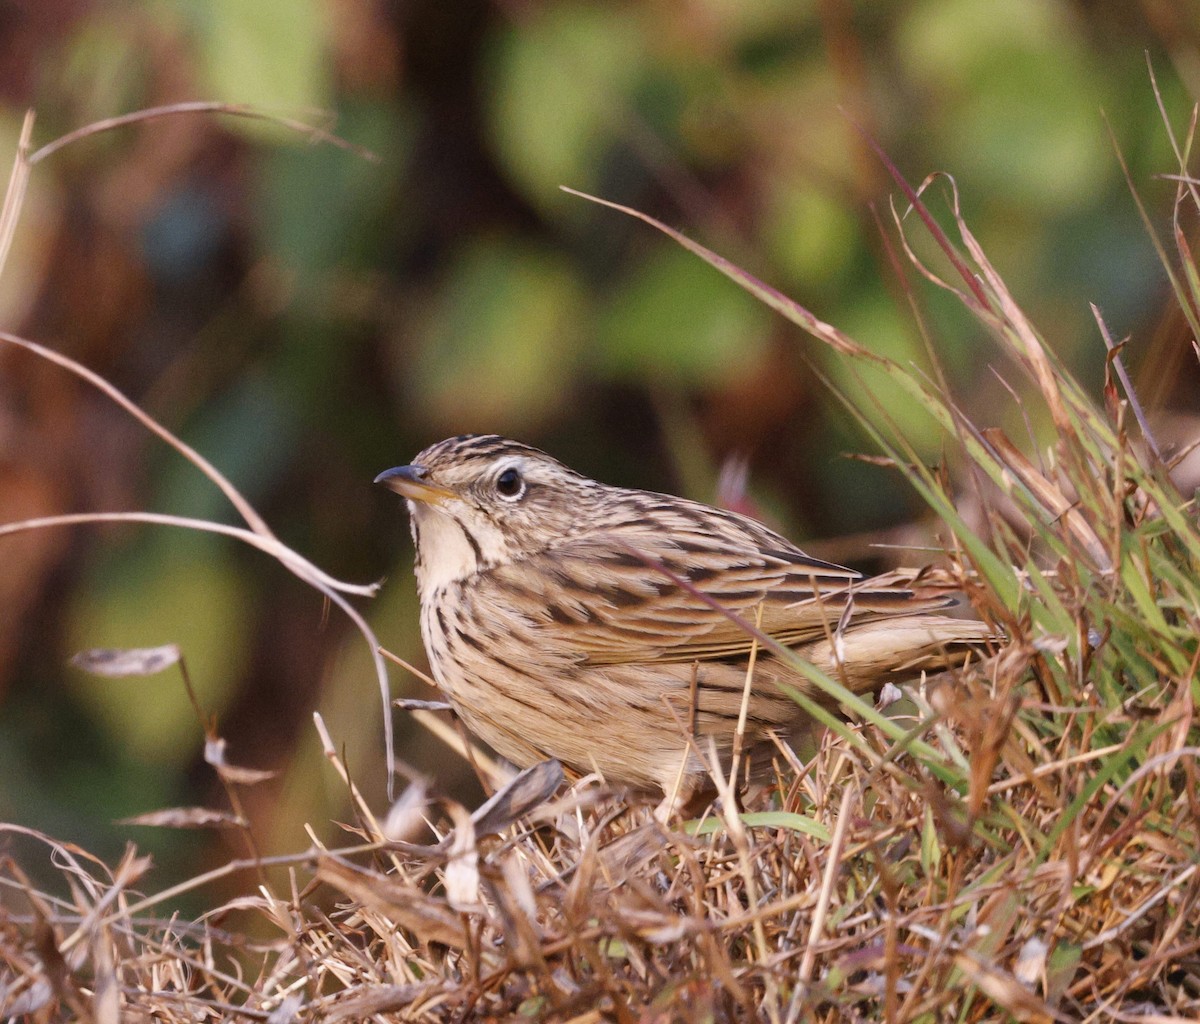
[{"x1": 0, "y1": 333, "x2": 396, "y2": 795}]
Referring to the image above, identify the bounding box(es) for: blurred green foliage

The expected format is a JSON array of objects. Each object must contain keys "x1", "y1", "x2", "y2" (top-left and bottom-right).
[
  {"x1": 0, "y1": 0, "x2": 1195, "y2": 885},
  {"x1": 409, "y1": 237, "x2": 589, "y2": 427}
]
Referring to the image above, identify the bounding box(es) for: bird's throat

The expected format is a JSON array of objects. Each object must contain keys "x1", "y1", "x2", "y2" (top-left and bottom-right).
[{"x1": 410, "y1": 503, "x2": 486, "y2": 597}]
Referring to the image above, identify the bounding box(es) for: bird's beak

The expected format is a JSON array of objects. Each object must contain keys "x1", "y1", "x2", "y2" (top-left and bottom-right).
[{"x1": 374, "y1": 464, "x2": 456, "y2": 505}]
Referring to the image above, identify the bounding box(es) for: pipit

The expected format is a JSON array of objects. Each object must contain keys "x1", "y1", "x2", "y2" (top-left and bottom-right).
[{"x1": 377, "y1": 434, "x2": 992, "y2": 803}]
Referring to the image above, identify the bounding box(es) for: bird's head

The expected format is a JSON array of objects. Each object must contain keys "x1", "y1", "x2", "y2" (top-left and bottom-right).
[{"x1": 376, "y1": 434, "x2": 600, "y2": 592}]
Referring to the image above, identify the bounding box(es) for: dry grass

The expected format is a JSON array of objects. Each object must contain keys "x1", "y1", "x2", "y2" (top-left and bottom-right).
[
  {"x1": 2, "y1": 675, "x2": 1198, "y2": 1022},
  {"x1": 4, "y1": 90, "x2": 1200, "y2": 1021}
]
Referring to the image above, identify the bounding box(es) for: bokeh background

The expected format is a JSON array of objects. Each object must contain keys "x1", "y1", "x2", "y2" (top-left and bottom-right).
[{"x1": 1, "y1": 0, "x2": 1198, "y2": 885}]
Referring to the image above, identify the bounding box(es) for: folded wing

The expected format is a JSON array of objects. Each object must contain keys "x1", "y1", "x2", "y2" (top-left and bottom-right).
[{"x1": 475, "y1": 504, "x2": 982, "y2": 670}]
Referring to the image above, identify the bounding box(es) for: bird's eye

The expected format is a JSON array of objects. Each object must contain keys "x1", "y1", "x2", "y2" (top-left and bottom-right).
[{"x1": 495, "y1": 467, "x2": 525, "y2": 500}]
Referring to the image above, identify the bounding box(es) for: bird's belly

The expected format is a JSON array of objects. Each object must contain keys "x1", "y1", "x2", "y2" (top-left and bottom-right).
[{"x1": 419, "y1": 591, "x2": 804, "y2": 791}]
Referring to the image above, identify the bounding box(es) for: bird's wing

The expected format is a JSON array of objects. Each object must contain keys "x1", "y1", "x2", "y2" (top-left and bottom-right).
[{"x1": 476, "y1": 512, "x2": 958, "y2": 667}]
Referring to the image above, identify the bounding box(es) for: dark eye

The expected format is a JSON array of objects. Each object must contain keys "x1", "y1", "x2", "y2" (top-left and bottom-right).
[{"x1": 495, "y1": 467, "x2": 525, "y2": 499}]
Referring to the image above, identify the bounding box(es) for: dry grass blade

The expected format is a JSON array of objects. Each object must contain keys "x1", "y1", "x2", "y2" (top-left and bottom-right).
[
  {"x1": 981, "y1": 427, "x2": 1110, "y2": 571},
  {"x1": 0, "y1": 102, "x2": 397, "y2": 795},
  {"x1": 0, "y1": 506, "x2": 396, "y2": 793},
  {"x1": 0, "y1": 110, "x2": 33, "y2": 283},
  {"x1": 1092, "y1": 302, "x2": 1162, "y2": 462},
  {"x1": 0, "y1": 511, "x2": 375, "y2": 597},
  {"x1": 560, "y1": 185, "x2": 871, "y2": 358},
  {"x1": 27, "y1": 100, "x2": 380, "y2": 166},
  {"x1": 0, "y1": 331, "x2": 275, "y2": 537}
]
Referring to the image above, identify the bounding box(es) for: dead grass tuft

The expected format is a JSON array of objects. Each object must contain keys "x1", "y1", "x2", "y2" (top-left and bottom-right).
[{"x1": 3, "y1": 689, "x2": 1199, "y2": 1022}]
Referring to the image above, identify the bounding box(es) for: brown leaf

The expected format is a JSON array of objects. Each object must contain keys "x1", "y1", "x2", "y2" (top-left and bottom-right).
[
  {"x1": 119, "y1": 807, "x2": 243, "y2": 829},
  {"x1": 316, "y1": 857, "x2": 469, "y2": 948},
  {"x1": 392, "y1": 698, "x2": 453, "y2": 712},
  {"x1": 204, "y1": 738, "x2": 277, "y2": 785},
  {"x1": 470, "y1": 758, "x2": 563, "y2": 837},
  {"x1": 92, "y1": 926, "x2": 118, "y2": 1024},
  {"x1": 443, "y1": 803, "x2": 480, "y2": 913},
  {"x1": 214, "y1": 762, "x2": 277, "y2": 785},
  {"x1": 265, "y1": 994, "x2": 305, "y2": 1024},
  {"x1": 953, "y1": 952, "x2": 1061, "y2": 1023},
  {"x1": 70, "y1": 644, "x2": 181, "y2": 678},
  {"x1": 319, "y1": 984, "x2": 430, "y2": 1021},
  {"x1": 382, "y1": 778, "x2": 430, "y2": 843}
]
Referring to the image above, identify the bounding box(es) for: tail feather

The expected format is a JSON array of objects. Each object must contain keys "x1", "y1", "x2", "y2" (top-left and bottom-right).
[{"x1": 799, "y1": 615, "x2": 997, "y2": 691}]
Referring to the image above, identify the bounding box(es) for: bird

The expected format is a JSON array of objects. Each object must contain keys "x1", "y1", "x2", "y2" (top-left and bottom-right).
[{"x1": 376, "y1": 434, "x2": 993, "y2": 807}]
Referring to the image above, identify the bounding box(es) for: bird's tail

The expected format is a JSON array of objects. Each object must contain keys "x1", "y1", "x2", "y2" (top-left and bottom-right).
[{"x1": 799, "y1": 615, "x2": 998, "y2": 691}]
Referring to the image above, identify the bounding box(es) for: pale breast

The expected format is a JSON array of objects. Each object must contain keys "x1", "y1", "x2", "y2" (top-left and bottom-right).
[{"x1": 417, "y1": 575, "x2": 806, "y2": 792}]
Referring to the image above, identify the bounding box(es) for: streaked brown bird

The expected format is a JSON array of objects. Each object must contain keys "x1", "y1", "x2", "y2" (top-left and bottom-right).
[{"x1": 377, "y1": 434, "x2": 992, "y2": 805}]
